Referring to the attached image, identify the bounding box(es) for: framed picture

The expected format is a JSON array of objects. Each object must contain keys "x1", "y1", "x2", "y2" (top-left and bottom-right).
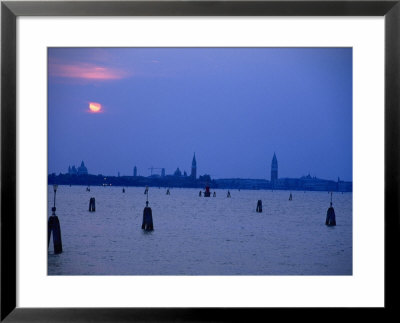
[{"x1": 1, "y1": 0, "x2": 399, "y2": 321}]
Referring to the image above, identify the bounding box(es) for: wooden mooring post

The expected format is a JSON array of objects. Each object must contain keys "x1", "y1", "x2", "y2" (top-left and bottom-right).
[
  {"x1": 48, "y1": 185, "x2": 62, "y2": 254},
  {"x1": 89, "y1": 197, "x2": 96, "y2": 212},
  {"x1": 325, "y1": 192, "x2": 336, "y2": 226},
  {"x1": 142, "y1": 201, "x2": 154, "y2": 231},
  {"x1": 256, "y1": 200, "x2": 262, "y2": 213}
]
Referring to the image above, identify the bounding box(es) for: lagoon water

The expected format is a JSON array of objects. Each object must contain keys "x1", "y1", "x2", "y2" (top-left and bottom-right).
[{"x1": 48, "y1": 185, "x2": 352, "y2": 275}]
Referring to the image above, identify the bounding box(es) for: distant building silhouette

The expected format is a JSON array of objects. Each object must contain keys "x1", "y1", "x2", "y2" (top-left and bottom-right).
[
  {"x1": 133, "y1": 166, "x2": 137, "y2": 177},
  {"x1": 161, "y1": 168, "x2": 165, "y2": 177},
  {"x1": 68, "y1": 161, "x2": 88, "y2": 175},
  {"x1": 174, "y1": 167, "x2": 182, "y2": 177},
  {"x1": 77, "y1": 161, "x2": 88, "y2": 175},
  {"x1": 68, "y1": 165, "x2": 77, "y2": 175},
  {"x1": 191, "y1": 153, "x2": 197, "y2": 180},
  {"x1": 271, "y1": 153, "x2": 278, "y2": 187}
]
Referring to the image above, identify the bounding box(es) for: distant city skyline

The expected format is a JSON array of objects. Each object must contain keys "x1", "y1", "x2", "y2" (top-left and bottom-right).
[
  {"x1": 48, "y1": 48, "x2": 352, "y2": 181},
  {"x1": 59, "y1": 152, "x2": 348, "y2": 183}
]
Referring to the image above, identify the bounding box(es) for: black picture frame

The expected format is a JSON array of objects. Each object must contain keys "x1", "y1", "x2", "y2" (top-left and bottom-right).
[{"x1": 1, "y1": 0, "x2": 399, "y2": 321}]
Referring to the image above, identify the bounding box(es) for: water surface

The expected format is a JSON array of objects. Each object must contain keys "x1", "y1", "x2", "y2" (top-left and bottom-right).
[{"x1": 48, "y1": 186, "x2": 352, "y2": 275}]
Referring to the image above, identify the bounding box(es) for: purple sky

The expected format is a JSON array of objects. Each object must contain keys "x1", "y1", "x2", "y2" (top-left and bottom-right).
[{"x1": 48, "y1": 48, "x2": 352, "y2": 181}]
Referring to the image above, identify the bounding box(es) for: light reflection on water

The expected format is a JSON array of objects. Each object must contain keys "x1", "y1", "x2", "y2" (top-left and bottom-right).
[{"x1": 48, "y1": 185, "x2": 352, "y2": 275}]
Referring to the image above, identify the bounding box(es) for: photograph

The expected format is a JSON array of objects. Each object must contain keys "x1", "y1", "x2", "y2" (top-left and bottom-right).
[
  {"x1": 47, "y1": 47, "x2": 353, "y2": 276},
  {"x1": 3, "y1": 0, "x2": 399, "y2": 319}
]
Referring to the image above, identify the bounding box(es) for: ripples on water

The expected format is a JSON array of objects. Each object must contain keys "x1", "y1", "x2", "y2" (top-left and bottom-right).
[{"x1": 48, "y1": 186, "x2": 352, "y2": 275}]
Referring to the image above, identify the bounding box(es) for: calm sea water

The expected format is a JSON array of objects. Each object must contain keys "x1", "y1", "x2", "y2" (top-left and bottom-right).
[{"x1": 48, "y1": 185, "x2": 352, "y2": 275}]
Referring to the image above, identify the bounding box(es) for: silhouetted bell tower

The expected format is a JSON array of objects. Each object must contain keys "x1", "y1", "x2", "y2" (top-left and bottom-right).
[
  {"x1": 191, "y1": 153, "x2": 197, "y2": 180},
  {"x1": 271, "y1": 153, "x2": 278, "y2": 188}
]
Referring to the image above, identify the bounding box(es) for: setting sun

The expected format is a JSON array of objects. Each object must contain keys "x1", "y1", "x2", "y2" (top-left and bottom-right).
[{"x1": 89, "y1": 102, "x2": 102, "y2": 113}]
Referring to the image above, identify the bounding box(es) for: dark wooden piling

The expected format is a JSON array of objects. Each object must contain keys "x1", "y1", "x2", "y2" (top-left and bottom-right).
[
  {"x1": 227, "y1": 191, "x2": 231, "y2": 198},
  {"x1": 256, "y1": 200, "x2": 262, "y2": 213},
  {"x1": 48, "y1": 207, "x2": 63, "y2": 254},
  {"x1": 89, "y1": 197, "x2": 96, "y2": 212},
  {"x1": 325, "y1": 192, "x2": 336, "y2": 226},
  {"x1": 325, "y1": 204, "x2": 336, "y2": 226},
  {"x1": 141, "y1": 201, "x2": 154, "y2": 231}
]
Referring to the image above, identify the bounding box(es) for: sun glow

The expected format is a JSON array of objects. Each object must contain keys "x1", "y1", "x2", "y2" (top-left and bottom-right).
[{"x1": 89, "y1": 102, "x2": 102, "y2": 113}]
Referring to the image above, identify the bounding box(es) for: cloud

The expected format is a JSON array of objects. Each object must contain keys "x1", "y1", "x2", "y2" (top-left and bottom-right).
[{"x1": 49, "y1": 61, "x2": 129, "y2": 81}]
